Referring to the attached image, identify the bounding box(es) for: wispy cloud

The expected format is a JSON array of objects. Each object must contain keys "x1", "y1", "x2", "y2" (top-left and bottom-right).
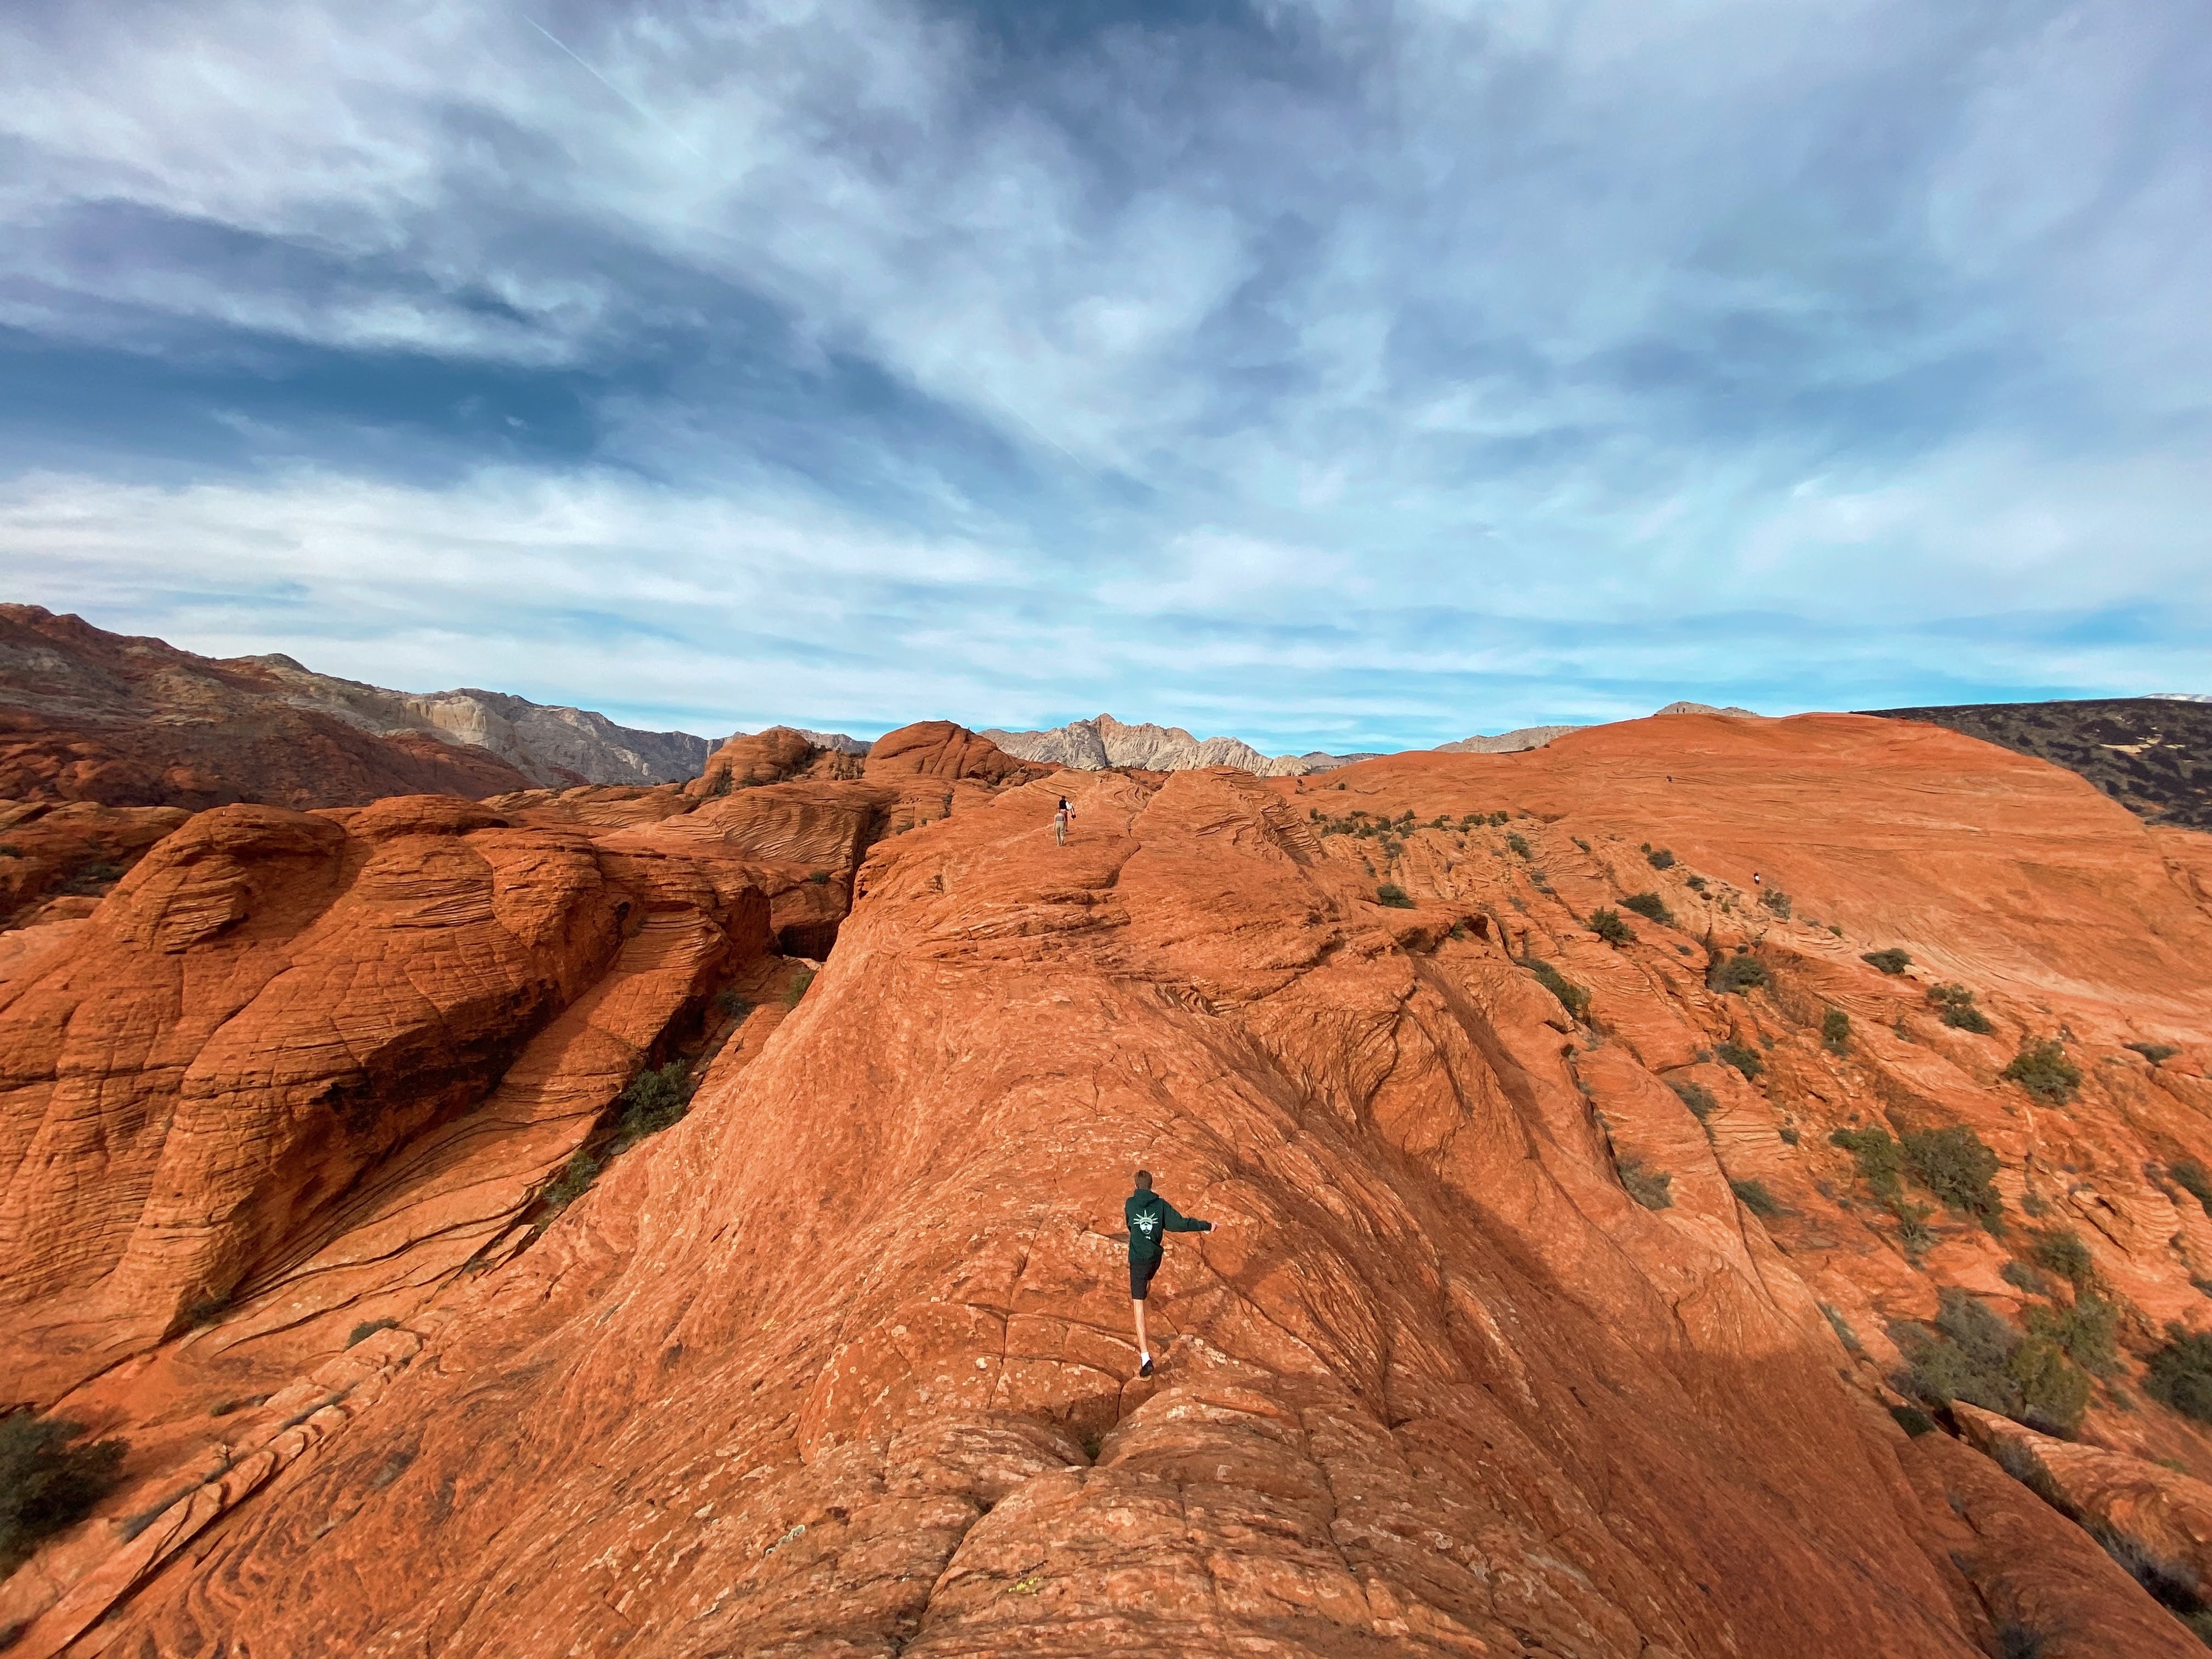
[{"x1": 1, "y1": 0, "x2": 2205, "y2": 749}]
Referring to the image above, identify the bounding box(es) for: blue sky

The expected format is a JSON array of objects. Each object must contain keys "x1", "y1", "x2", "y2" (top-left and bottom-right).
[{"x1": 2, "y1": 0, "x2": 2206, "y2": 752}]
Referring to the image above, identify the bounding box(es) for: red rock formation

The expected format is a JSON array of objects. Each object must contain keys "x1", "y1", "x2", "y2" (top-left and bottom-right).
[
  {"x1": 4, "y1": 713, "x2": 2212, "y2": 1656},
  {"x1": 0, "y1": 798, "x2": 190, "y2": 929},
  {"x1": 0, "y1": 606, "x2": 535, "y2": 809}
]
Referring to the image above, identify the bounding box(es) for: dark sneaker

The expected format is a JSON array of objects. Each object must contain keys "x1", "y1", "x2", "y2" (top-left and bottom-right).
[{"x1": 1138, "y1": 1356, "x2": 1154, "y2": 1378}]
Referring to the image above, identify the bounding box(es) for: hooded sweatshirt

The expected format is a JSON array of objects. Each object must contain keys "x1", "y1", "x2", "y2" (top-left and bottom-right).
[{"x1": 1125, "y1": 1189, "x2": 1211, "y2": 1264}]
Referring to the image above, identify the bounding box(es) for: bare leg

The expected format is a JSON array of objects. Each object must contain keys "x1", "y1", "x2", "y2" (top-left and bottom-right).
[{"x1": 1131, "y1": 1297, "x2": 1150, "y2": 1363}]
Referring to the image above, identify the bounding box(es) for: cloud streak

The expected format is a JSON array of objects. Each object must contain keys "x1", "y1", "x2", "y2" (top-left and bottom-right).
[{"x1": 1, "y1": 0, "x2": 2205, "y2": 749}]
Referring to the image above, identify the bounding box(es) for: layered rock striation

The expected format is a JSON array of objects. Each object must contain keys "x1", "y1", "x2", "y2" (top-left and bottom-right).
[{"x1": 2, "y1": 713, "x2": 2211, "y2": 1655}]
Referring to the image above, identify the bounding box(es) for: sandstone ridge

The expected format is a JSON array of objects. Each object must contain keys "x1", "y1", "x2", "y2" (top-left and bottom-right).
[{"x1": 2, "y1": 713, "x2": 2211, "y2": 1655}]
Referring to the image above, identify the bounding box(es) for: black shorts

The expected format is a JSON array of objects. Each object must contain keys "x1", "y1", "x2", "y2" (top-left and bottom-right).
[{"x1": 1130, "y1": 1254, "x2": 1163, "y2": 1301}]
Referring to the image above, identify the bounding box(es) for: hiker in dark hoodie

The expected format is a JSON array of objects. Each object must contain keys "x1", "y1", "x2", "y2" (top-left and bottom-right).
[{"x1": 1125, "y1": 1169, "x2": 1213, "y2": 1378}]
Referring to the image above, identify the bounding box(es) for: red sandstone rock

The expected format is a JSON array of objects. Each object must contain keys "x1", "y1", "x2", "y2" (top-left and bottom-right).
[
  {"x1": 0, "y1": 798, "x2": 190, "y2": 927},
  {"x1": 3, "y1": 714, "x2": 2211, "y2": 1654}
]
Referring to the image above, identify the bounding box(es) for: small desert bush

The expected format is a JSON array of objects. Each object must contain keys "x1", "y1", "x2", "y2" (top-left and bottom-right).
[
  {"x1": 1524, "y1": 957, "x2": 1590, "y2": 1022},
  {"x1": 1893, "y1": 1287, "x2": 2090, "y2": 1434},
  {"x1": 1670, "y1": 1079, "x2": 1718, "y2": 1121},
  {"x1": 1926, "y1": 982, "x2": 1994, "y2": 1035},
  {"x1": 1715, "y1": 1041, "x2": 1764, "y2": 1081},
  {"x1": 2145, "y1": 1327, "x2": 2212, "y2": 1423},
  {"x1": 540, "y1": 1151, "x2": 600, "y2": 1211},
  {"x1": 2027, "y1": 1293, "x2": 2120, "y2": 1377},
  {"x1": 1505, "y1": 831, "x2": 1532, "y2": 859},
  {"x1": 2031, "y1": 1229, "x2": 2096, "y2": 1291},
  {"x1": 1862, "y1": 948, "x2": 1912, "y2": 975},
  {"x1": 1645, "y1": 846, "x2": 1676, "y2": 870},
  {"x1": 1833, "y1": 1126, "x2": 1907, "y2": 1206},
  {"x1": 347, "y1": 1318, "x2": 399, "y2": 1348},
  {"x1": 1778, "y1": 1122, "x2": 1800, "y2": 1146},
  {"x1": 1684, "y1": 874, "x2": 1707, "y2": 893},
  {"x1": 1888, "y1": 1404, "x2": 1937, "y2": 1436},
  {"x1": 2002, "y1": 1259, "x2": 2053, "y2": 1297},
  {"x1": 1706, "y1": 953, "x2": 1770, "y2": 995},
  {"x1": 1821, "y1": 1302, "x2": 1864, "y2": 1353},
  {"x1": 1822, "y1": 1008, "x2": 1851, "y2": 1053},
  {"x1": 1759, "y1": 888, "x2": 1793, "y2": 920},
  {"x1": 783, "y1": 969, "x2": 815, "y2": 1007},
  {"x1": 613, "y1": 1060, "x2": 692, "y2": 1149},
  {"x1": 1, "y1": 1411, "x2": 128, "y2": 1571},
  {"x1": 1376, "y1": 882, "x2": 1415, "y2": 909},
  {"x1": 1902, "y1": 1125, "x2": 2003, "y2": 1232},
  {"x1": 1618, "y1": 1157, "x2": 1673, "y2": 1210},
  {"x1": 1730, "y1": 1177, "x2": 1785, "y2": 1218},
  {"x1": 1622, "y1": 891, "x2": 1674, "y2": 926},
  {"x1": 2002, "y1": 1040, "x2": 2081, "y2": 1105},
  {"x1": 713, "y1": 988, "x2": 752, "y2": 1021},
  {"x1": 1589, "y1": 907, "x2": 1634, "y2": 945},
  {"x1": 2126, "y1": 1041, "x2": 2181, "y2": 1065},
  {"x1": 2168, "y1": 1161, "x2": 2212, "y2": 1217}
]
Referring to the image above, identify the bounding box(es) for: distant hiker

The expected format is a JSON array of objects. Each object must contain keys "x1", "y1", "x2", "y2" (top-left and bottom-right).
[
  {"x1": 1126, "y1": 1169, "x2": 1213, "y2": 1378},
  {"x1": 1752, "y1": 870, "x2": 1762, "y2": 886},
  {"x1": 1055, "y1": 796, "x2": 1074, "y2": 845}
]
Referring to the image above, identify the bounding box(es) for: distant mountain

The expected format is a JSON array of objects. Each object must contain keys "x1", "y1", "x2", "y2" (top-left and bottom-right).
[
  {"x1": 982, "y1": 713, "x2": 1319, "y2": 777},
  {"x1": 1435, "y1": 725, "x2": 1584, "y2": 755},
  {"x1": 240, "y1": 655, "x2": 712, "y2": 788},
  {"x1": 1863, "y1": 696, "x2": 2212, "y2": 830},
  {"x1": 790, "y1": 728, "x2": 870, "y2": 755},
  {"x1": 0, "y1": 605, "x2": 711, "y2": 809},
  {"x1": 1653, "y1": 700, "x2": 1759, "y2": 716}
]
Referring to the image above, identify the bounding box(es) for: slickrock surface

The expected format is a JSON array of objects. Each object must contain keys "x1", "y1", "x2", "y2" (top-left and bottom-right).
[
  {"x1": 0, "y1": 799, "x2": 189, "y2": 929},
  {"x1": 5, "y1": 711, "x2": 2212, "y2": 1656}
]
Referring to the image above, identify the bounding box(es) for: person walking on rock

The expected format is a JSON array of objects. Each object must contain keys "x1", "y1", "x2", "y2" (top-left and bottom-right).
[
  {"x1": 1054, "y1": 796, "x2": 1075, "y2": 845},
  {"x1": 1126, "y1": 1168, "x2": 1212, "y2": 1378}
]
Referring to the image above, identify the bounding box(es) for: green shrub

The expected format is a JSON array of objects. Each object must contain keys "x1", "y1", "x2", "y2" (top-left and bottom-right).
[
  {"x1": 1760, "y1": 888, "x2": 1793, "y2": 920},
  {"x1": 1622, "y1": 891, "x2": 1674, "y2": 926},
  {"x1": 1524, "y1": 957, "x2": 1589, "y2": 1022},
  {"x1": 1833, "y1": 1126, "x2": 1907, "y2": 1204},
  {"x1": 2031, "y1": 1229, "x2": 2096, "y2": 1291},
  {"x1": 1902, "y1": 1126, "x2": 2003, "y2": 1232},
  {"x1": 1731, "y1": 1177, "x2": 1785, "y2": 1218},
  {"x1": 1778, "y1": 1123, "x2": 1801, "y2": 1146},
  {"x1": 1375, "y1": 882, "x2": 1415, "y2": 909},
  {"x1": 1821, "y1": 1303, "x2": 1864, "y2": 1353},
  {"x1": 2002, "y1": 1040, "x2": 2081, "y2": 1105},
  {"x1": 0, "y1": 1411, "x2": 128, "y2": 1571},
  {"x1": 1862, "y1": 948, "x2": 1912, "y2": 975},
  {"x1": 1670, "y1": 1079, "x2": 1718, "y2": 1120},
  {"x1": 2145, "y1": 1327, "x2": 2212, "y2": 1423},
  {"x1": 1618, "y1": 1157, "x2": 1673, "y2": 1210},
  {"x1": 806, "y1": 869, "x2": 831, "y2": 885},
  {"x1": 1684, "y1": 875, "x2": 1707, "y2": 893},
  {"x1": 2169, "y1": 1161, "x2": 2212, "y2": 1217},
  {"x1": 1645, "y1": 847, "x2": 1676, "y2": 870},
  {"x1": 1706, "y1": 953, "x2": 1770, "y2": 995},
  {"x1": 1716, "y1": 1041, "x2": 1764, "y2": 1081},
  {"x1": 1895, "y1": 1287, "x2": 2091, "y2": 1433},
  {"x1": 1589, "y1": 907, "x2": 1635, "y2": 945},
  {"x1": 347, "y1": 1318, "x2": 399, "y2": 1348},
  {"x1": 783, "y1": 969, "x2": 815, "y2": 1007},
  {"x1": 2027, "y1": 1293, "x2": 2119, "y2": 1377},
  {"x1": 1926, "y1": 983, "x2": 1994, "y2": 1034},
  {"x1": 613, "y1": 1060, "x2": 692, "y2": 1149},
  {"x1": 2126, "y1": 1041, "x2": 2180, "y2": 1065},
  {"x1": 2001, "y1": 1259, "x2": 2052, "y2": 1297},
  {"x1": 1888, "y1": 1404, "x2": 1937, "y2": 1436},
  {"x1": 1822, "y1": 1008, "x2": 1851, "y2": 1053},
  {"x1": 1505, "y1": 831, "x2": 1532, "y2": 859},
  {"x1": 540, "y1": 1151, "x2": 600, "y2": 1211},
  {"x1": 713, "y1": 988, "x2": 752, "y2": 1021}
]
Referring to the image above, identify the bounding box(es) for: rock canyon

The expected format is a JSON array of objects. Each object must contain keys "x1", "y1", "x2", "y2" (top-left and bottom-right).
[{"x1": 2, "y1": 698, "x2": 2211, "y2": 1658}]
